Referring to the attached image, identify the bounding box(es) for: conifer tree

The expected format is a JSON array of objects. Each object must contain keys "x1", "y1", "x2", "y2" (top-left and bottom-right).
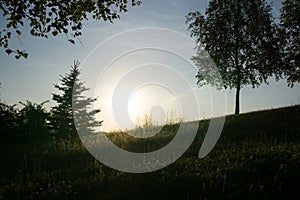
[{"x1": 50, "y1": 61, "x2": 102, "y2": 139}]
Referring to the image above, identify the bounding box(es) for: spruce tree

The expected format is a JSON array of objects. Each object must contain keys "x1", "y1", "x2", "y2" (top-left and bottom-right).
[{"x1": 50, "y1": 61, "x2": 102, "y2": 139}]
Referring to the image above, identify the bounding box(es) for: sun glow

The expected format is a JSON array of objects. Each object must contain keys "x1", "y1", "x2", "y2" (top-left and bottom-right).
[{"x1": 128, "y1": 84, "x2": 181, "y2": 128}]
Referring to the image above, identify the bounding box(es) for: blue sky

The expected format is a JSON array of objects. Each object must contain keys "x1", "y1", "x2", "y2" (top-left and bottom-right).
[{"x1": 0, "y1": 0, "x2": 299, "y2": 131}]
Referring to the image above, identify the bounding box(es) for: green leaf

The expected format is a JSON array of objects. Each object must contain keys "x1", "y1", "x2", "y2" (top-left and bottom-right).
[
  {"x1": 15, "y1": 54, "x2": 21, "y2": 59},
  {"x1": 68, "y1": 39, "x2": 75, "y2": 44},
  {"x1": 5, "y1": 49, "x2": 13, "y2": 55},
  {"x1": 23, "y1": 52, "x2": 29, "y2": 59},
  {"x1": 52, "y1": 30, "x2": 59, "y2": 36},
  {"x1": 16, "y1": 30, "x2": 21, "y2": 35}
]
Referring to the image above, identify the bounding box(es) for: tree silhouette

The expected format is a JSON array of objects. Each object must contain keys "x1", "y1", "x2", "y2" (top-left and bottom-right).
[
  {"x1": 0, "y1": 101, "x2": 20, "y2": 143},
  {"x1": 0, "y1": 83, "x2": 19, "y2": 142},
  {"x1": 280, "y1": 0, "x2": 300, "y2": 87},
  {"x1": 50, "y1": 61, "x2": 102, "y2": 139},
  {"x1": 19, "y1": 100, "x2": 50, "y2": 141},
  {"x1": 186, "y1": 0, "x2": 281, "y2": 114},
  {"x1": 0, "y1": 0, "x2": 141, "y2": 59}
]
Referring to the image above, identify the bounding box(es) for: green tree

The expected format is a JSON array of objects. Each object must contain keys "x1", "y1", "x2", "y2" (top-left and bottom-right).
[
  {"x1": 280, "y1": 0, "x2": 300, "y2": 87},
  {"x1": 19, "y1": 100, "x2": 50, "y2": 141},
  {"x1": 0, "y1": 0, "x2": 141, "y2": 59},
  {"x1": 186, "y1": 0, "x2": 281, "y2": 114},
  {"x1": 50, "y1": 61, "x2": 102, "y2": 139}
]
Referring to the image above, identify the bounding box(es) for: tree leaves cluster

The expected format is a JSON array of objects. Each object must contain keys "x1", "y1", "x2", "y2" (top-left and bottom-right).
[
  {"x1": 186, "y1": 0, "x2": 299, "y2": 114},
  {"x1": 280, "y1": 0, "x2": 300, "y2": 87},
  {"x1": 0, "y1": 0, "x2": 141, "y2": 59},
  {"x1": 19, "y1": 100, "x2": 50, "y2": 141},
  {"x1": 0, "y1": 100, "x2": 49, "y2": 143},
  {"x1": 0, "y1": 101, "x2": 21, "y2": 142}
]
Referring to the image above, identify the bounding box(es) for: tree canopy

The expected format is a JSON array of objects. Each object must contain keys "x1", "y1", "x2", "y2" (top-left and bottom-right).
[
  {"x1": 0, "y1": 101, "x2": 20, "y2": 142},
  {"x1": 280, "y1": 0, "x2": 300, "y2": 87},
  {"x1": 186, "y1": 0, "x2": 281, "y2": 114},
  {"x1": 0, "y1": 0, "x2": 141, "y2": 59},
  {"x1": 19, "y1": 100, "x2": 50, "y2": 141}
]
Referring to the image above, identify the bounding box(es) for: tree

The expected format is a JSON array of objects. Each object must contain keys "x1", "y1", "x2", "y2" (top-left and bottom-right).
[
  {"x1": 50, "y1": 61, "x2": 102, "y2": 139},
  {"x1": 0, "y1": 101, "x2": 20, "y2": 143},
  {"x1": 0, "y1": 83, "x2": 20, "y2": 143},
  {"x1": 0, "y1": 0, "x2": 141, "y2": 59},
  {"x1": 19, "y1": 100, "x2": 50, "y2": 141},
  {"x1": 186, "y1": 0, "x2": 281, "y2": 114},
  {"x1": 280, "y1": 0, "x2": 300, "y2": 87}
]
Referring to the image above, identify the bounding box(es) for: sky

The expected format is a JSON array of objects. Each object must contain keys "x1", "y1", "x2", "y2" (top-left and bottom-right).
[{"x1": 0, "y1": 0, "x2": 299, "y2": 131}]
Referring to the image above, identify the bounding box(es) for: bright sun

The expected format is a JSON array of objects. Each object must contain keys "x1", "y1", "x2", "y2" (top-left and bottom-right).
[{"x1": 128, "y1": 84, "x2": 180, "y2": 128}]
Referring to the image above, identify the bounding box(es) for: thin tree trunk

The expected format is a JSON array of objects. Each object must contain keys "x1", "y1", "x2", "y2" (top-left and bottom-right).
[
  {"x1": 234, "y1": 0, "x2": 241, "y2": 115},
  {"x1": 235, "y1": 81, "x2": 240, "y2": 115},
  {"x1": 235, "y1": 61, "x2": 241, "y2": 115},
  {"x1": 234, "y1": 57, "x2": 241, "y2": 115}
]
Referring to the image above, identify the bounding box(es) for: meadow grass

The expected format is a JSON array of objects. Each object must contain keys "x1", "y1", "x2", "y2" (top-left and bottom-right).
[{"x1": 0, "y1": 105, "x2": 300, "y2": 199}]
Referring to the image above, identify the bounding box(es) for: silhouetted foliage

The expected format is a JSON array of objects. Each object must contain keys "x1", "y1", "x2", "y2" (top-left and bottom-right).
[
  {"x1": 0, "y1": 0, "x2": 141, "y2": 59},
  {"x1": 280, "y1": 0, "x2": 300, "y2": 87},
  {"x1": 0, "y1": 101, "x2": 20, "y2": 143},
  {"x1": 72, "y1": 78, "x2": 103, "y2": 137},
  {"x1": 19, "y1": 100, "x2": 50, "y2": 141},
  {"x1": 1, "y1": 82, "x2": 50, "y2": 143},
  {"x1": 0, "y1": 99, "x2": 51, "y2": 143},
  {"x1": 50, "y1": 61, "x2": 102, "y2": 139},
  {"x1": 186, "y1": 0, "x2": 281, "y2": 114}
]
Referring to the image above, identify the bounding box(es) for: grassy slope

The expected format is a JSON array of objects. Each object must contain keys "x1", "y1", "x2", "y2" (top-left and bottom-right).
[{"x1": 0, "y1": 105, "x2": 300, "y2": 200}]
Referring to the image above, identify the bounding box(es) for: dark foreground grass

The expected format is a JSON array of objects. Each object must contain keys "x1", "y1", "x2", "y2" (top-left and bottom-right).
[{"x1": 0, "y1": 105, "x2": 300, "y2": 200}]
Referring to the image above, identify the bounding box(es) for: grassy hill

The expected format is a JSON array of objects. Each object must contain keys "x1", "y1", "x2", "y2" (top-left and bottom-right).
[{"x1": 0, "y1": 105, "x2": 300, "y2": 199}]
